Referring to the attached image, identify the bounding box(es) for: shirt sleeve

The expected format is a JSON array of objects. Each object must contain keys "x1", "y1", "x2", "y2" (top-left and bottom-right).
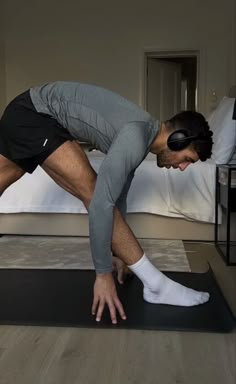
[
  {"x1": 115, "y1": 170, "x2": 135, "y2": 219},
  {"x1": 88, "y1": 121, "x2": 151, "y2": 273}
]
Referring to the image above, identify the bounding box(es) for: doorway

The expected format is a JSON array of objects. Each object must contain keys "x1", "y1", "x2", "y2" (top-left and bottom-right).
[{"x1": 144, "y1": 51, "x2": 199, "y2": 121}]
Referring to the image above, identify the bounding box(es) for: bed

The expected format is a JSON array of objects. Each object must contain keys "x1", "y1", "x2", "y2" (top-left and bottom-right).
[{"x1": 0, "y1": 92, "x2": 235, "y2": 241}]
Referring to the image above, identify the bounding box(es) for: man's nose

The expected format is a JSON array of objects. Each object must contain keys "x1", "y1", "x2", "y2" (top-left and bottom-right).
[{"x1": 178, "y1": 162, "x2": 190, "y2": 171}]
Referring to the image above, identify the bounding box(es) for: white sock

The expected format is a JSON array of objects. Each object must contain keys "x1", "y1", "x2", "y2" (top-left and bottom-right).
[{"x1": 128, "y1": 254, "x2": 210, "y2": 306}]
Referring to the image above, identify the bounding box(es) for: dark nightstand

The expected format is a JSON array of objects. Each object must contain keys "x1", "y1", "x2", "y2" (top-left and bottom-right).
[{"x1": 215, "y1": 164, "x2": 236, "y2": 265}]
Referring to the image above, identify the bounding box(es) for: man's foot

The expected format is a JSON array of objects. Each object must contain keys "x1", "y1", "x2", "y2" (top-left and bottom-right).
[{"x1": 143, "y1": 273, "x2": 210, "y2": 306}]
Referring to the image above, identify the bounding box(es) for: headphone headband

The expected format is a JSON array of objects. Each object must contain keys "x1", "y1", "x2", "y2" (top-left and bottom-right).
[{"x1": 167, "y1": 129, "x2": 200, "y2": 151}]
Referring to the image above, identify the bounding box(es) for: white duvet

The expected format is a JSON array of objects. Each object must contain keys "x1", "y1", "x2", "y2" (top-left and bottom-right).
[{"x1": 0, "y1": 153, "x2": 217, "y2": 223}]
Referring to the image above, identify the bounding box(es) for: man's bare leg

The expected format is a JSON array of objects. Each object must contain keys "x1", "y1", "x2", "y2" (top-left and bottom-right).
[
  {"x1": 41, "y1": 141, "x2": 143, "y2": 264},
  {"x1": 0, "y1": 155, "x2": 25, "y2": 195},
  {"x1": 41, "y1": 141, "x2": 209, "y2": 312}
]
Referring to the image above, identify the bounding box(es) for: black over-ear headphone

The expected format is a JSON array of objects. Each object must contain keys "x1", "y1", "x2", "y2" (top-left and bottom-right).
[{"x1": 167, "y1": 130, "x2": 200, "y2": 151}]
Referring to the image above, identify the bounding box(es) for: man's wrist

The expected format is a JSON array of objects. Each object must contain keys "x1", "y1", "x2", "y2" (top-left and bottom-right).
[{"x1": 96, "y1": 271, "x2": 113, "y2": 278}]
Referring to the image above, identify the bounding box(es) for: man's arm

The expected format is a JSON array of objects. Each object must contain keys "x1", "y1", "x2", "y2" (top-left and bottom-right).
[
  {"x1": 112, "y1": 171, "x2": 135, "y2": 281},
  {"x1": 40, "y1": 139, "x2": 147, "y2": 324},
  {"x1": 115, "y1": 171, "x2": 135, "y2": 219},
  {"x1": 88, "y1": 121, "x2": 151, "y2": 274}
]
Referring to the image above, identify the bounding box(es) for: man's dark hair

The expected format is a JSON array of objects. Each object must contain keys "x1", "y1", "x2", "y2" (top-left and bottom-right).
[{"x1": 166, "y1": 111, "x2": 213, "y2": 161}]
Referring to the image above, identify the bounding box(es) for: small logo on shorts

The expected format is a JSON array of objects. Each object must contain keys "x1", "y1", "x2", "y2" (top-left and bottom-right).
[{"x1": 43, "y1": 138, "x2": 48, "y2": 147}]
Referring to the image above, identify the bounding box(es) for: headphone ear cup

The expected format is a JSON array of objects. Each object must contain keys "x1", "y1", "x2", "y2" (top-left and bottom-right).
[{"x1": 167, "y1": 131, "x2": 192, "y2": 151}]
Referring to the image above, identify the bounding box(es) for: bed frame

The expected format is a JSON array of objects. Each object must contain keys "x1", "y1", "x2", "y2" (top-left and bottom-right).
[
  {"x1": 0, "y1": 212, "x2": 214, "y2": 240},
  {"x1": 0, "y1": 147, "x2": 214, "y2": 241}
]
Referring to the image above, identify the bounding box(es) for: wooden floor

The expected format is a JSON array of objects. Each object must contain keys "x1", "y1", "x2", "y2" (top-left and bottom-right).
[{"x1": 0, "y1": 242, "x2": 235, "y2": 384}]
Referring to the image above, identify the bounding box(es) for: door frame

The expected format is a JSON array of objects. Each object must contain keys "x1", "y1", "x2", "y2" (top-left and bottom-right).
[{"x1": 142, "y1": 50, "x2": 200, "y2": 113}]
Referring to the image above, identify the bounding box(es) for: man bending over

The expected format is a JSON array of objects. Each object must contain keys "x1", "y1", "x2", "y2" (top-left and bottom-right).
[{"x1": 0, "y1": 81, "x2": 213, "y2": 323}]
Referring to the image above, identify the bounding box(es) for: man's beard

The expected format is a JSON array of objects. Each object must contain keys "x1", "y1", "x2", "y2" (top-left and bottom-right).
[{"x1": 156, "y1": 148, "x2": 174, "y2": 168}]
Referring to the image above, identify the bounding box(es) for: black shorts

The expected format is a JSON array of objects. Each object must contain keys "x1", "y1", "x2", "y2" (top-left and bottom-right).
[{"x1": 0, "y1": 90, "x2": 74, "y2": 173}]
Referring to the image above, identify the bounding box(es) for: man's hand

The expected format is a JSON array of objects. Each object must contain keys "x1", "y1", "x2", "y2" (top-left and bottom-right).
[
  {"x1": 112, "y1": 256, "x2": 133, "y2": 284},
  {"x1": 92, "y1": 272, "x2": 127, "y2": 324}
]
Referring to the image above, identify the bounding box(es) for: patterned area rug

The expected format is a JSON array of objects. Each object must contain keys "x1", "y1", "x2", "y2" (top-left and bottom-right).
[{"x1": 0, "y1": 236, "x2": 190, "y2": 271}]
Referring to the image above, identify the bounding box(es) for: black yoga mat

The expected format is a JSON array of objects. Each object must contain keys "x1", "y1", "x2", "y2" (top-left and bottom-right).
[{"x1": 0, "y1": 267, "x2": 235, "y2": 332}]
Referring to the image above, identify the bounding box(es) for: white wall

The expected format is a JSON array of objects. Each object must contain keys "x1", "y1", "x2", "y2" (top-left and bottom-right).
[
  {"x1": 2, "y1": 0, "x2": 236, "y2": 115},
  {"x1": 233, "y1": 0, "x2": 236, "y2": 84},
  {"x1": 0, "y1": 1, "x2": 6, "y2": 115},
  {"x1": 0, "y1": 40, "x2": 6, "y2": 116}
]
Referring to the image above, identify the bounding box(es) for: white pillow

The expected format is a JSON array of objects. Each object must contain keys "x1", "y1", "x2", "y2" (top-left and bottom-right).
[{"x1": 207, "y1": 97, "x2": 236, "y2": 164}]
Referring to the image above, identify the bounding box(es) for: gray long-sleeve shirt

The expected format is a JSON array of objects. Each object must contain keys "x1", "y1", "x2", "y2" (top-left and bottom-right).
[{"x1": 30, "y1": 81, "x2": 159, "y2": 273}]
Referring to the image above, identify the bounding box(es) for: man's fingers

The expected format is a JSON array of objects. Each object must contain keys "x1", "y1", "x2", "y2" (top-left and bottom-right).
[
  {"x1": 107, "y1": 300, "x2": 117, "y2": 324},
  {"x1": 92, "y1": 295, "x2": 99, "y2": 315},
  {"x1": 96, "y1": 299, "x2": 105, "y2": 322},
  {"x1": 93, "y1": 273, "x2": 127, "y2": 324},
  {"x1": 117, "y1": 267, "x2": 124, "y2": 284},
  {"x1": 93, "y1": 296, "x2": 126, "y2": 324},
  {"x1": 114, "y1": 296, "x2": 126, "y2": 320}
]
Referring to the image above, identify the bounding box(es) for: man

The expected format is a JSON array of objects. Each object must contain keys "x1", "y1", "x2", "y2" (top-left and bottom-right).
[{"x1": 0, "y1": 81, "x2": 213, "y2": 324}]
